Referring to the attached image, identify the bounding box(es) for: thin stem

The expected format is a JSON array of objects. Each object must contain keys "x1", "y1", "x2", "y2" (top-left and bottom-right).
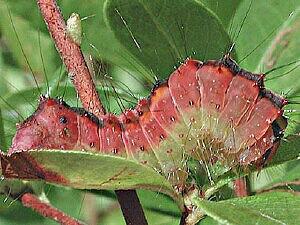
[
  {"x1": 36, "y1": 0, "x2": 105, "y2": 117},
  {"x1": 179, "y1": 210, "x2": 188, "y2": 225},
  {"x1": 36, "y1": 1, "x2": 147, "y2": 224},
  {"x1": 20, "y1": 193, "x2": 85, "y2": 225},
  {"x1": 233, "y1": 177, "x2": 249, "y2": 197},
  {"x1": 116, "y1": 190, "x2": 148, "y2": 225}
]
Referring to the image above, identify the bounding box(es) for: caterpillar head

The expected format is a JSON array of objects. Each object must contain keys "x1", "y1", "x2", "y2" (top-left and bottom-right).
[{"x1": 9, "y1": 97, "x2": 78, "y2": 154}]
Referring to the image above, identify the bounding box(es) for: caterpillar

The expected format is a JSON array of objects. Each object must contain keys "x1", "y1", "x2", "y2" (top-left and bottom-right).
[
  {"x1": 0, "y1": 1, "x2": 298, "y2": 225},
  {"x1": 5, "y1": 54, "x2": 288, "y2": 191}
]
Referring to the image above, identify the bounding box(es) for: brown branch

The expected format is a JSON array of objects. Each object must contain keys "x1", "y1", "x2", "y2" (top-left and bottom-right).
[
  {"x1": 116, "y1": 190, "x2": 148, "y2": 225},
  {"x1": 37, "y1": 0, "x2": 105, "y2": 117},
  {"x1": 21, "y1": 193, "x2": 85, "y2": 225},
  {"x1": 179, "y1": 209, "x2": 188, "y2": 225},
  {"x1": 36, "y1": 1, "x2": 147, "y2": 224},
  {"x1": 234, "y1": 177, "x2": 249, "y2": 197}
]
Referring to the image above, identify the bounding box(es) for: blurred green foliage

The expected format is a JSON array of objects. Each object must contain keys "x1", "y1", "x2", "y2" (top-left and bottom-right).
[{"x1": 0, "y1": 0, "x2": 299, "y2": 224}]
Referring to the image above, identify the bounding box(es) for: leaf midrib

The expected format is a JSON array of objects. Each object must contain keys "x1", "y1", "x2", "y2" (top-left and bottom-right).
[{"x1": 137, "y1": 0, "x2": 182, "y2": 59}]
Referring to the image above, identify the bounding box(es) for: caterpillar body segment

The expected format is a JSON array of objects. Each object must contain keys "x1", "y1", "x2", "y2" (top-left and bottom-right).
[{"x1": 8, "y1": 57, "x2": 288, "y2": 189}]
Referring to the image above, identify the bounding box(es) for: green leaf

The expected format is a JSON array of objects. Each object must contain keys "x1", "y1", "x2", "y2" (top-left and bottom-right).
[
  {"x1": 271, "y1": 135, "x2": 300, "y2": 166},
  {"x1": 138, "y1": 190, "x2": 180, "y2": 217},
  {"x1": 0, "y1": 179, "x2": 48, "y2": 224},
  {"x1": 198, "y1": 216, "x2": 218, "y2": 225},
  {"x1": 104, "y1": 0, "x2": 231, "y2": 79},
  {"x1": 196, "y1": 192, "x2": 300, "y2": 225},
  {"x1": 258, "y1": 7, "x2": 300, "y2": 95},
  {"x1": 0, "y1": 1, "x2": 59, "y2": 78},
  {"x1": 0, "y1": 109, "x2": 6, "y2": 150},
  {"x1": 1, "y1": 150, "x2": 181, "y2": 206},
  {"x1": 46, "y1": 186, "x2": 87, "y2": 223},
  {"x1": 197, "y1": 0, "x2": 242, "y2": 28},
  {"x1": 233, "y1": 0, "x2": 300, "y2": 71},
  {"x1": 250, "y1": 159, "x2": 300, "y2": 192},
  {"x1": 4, "y1": 0, "x2": 48, "y2": 33},
  {"x1": 271, "y1": 159, "x2": 300, "y2": 185},
  {"x1": 2, "y1": 88, "x2": 40, "y2": 109}
]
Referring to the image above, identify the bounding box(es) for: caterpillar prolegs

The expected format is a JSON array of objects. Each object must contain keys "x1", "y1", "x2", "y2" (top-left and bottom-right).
[{"x1": 6, "y1": 55, "x2": 288, "y2": 191}]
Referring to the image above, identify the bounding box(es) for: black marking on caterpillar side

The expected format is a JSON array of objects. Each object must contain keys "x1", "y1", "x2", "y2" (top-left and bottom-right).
[
  {"x1": 221, "y1": 55, "x2": 265, "y2": 87},
  {"x1": 119, "y1": 122, "x2": 126, "y2": 132},
  {"x1": 221, "y1": 55, "x2": 241, "y2": 74},
  {"x1": 150, "y1": 79, "x2": 169, "y2": 97},
  {"x1": 188, "y1": 100, "x2": 194, "y2": 106},
  {"x1": 261, "y1": 89, "x2": 288, "y2": 109},
  {"x1": 261, "y1": 148, "x2": 273, "y2": 166},
  {"x1": 159, "y1": 134, "x2": 165, "y2": 140},
  {"x1": 137, "y1": 110, "x2": 144, "y2": 117},
  {"x1": 71, "y1": 107, "x2": 103, "y2": 127},
  {"x1": 59, "y1": 116, "x2": 68, "y2": 124},
  {"x1": 238, "y1": 70, "x2": 264, "y2": 87},
  {"x1": 202, "y1": 57, "x2": 265, "y2": 90},
  {"x1": 112, "y1": 148, "x2": 118, "y2": 154},
  {"x1": 272, "y1": 119, "x2": 287, "y2": 140},
  {"x1": 90, "y1": 142, "x2": 95, "y2": 148}
]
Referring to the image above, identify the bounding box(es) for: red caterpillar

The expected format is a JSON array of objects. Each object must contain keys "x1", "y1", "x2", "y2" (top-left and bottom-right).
[{"x1": 6, "y1": 55, "x2": 288, "y2": 189}]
